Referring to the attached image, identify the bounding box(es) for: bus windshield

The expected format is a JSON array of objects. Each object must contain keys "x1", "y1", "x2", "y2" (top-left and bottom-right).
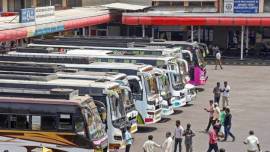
[
  {"x1": 195, "y1": 49, "x2": 205, "y2": 68},
  {"x1": 158, "y1": 74, "x2": 171, "y2": 99},
  {"x1": 85, "y1": 103, "x2": 107, "y2": 140},
  {"x1": 169, "y1": 63, "x2": 185, "y2": 90},
  {"x1": 120, "y1": 88, "x2": 134, "y2": 109},
  {"x1": 144, "y1": 76, "x2": 159, "y2": 97},
  {"x1": 109, "y1": 91, "x2": 125, "y2": 121}
]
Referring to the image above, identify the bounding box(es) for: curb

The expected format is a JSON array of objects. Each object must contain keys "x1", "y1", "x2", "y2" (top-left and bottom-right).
[{"x1": 206, "y1": 60, "x2": 270, "y2": 66}]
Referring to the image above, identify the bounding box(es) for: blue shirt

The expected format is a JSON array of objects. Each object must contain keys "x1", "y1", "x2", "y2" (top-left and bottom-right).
[{"x1": 125, "y1": 131, "x2": 133, "y2": 145}]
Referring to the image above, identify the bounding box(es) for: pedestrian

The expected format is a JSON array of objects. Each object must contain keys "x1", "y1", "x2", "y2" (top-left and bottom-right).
[
  {"x1": 222, "y1": 108, "x2": 235, "y2": 142},
  {"x1": 204, "y1": 100, "x2": 214, "y2": 132},
  {"x1": 215, "y1": 48, "x2": 223, "y2": 70},
  {"x1": 143, "y1": 135, "x2": 161, "y2": 152},
  {"x1": 207, "y1": 126, "x2": 219, "y2": 152},
  {"x1": 213, "y1": 82, "x2": 221, "y2": 105},
  {"x1": 173, "y1": 120, "x2": 184, "y2": 152},
  {"x1": 162, "y1": 132, "x2": 173, "y2": 152},
  {"x1": 221, "y1": 81, "x2": 230, "y2": 108},
  {"x1": 124, "y1": 126, "x2": 133, "y2": 152},
  {"x1": 213, "y1": 103, "x2": 220, "y2": 124},
  {"x1": 183, "y1": 123, "x2": 195, "y2": 152},
  {"x1": 219, "y1": 148, "x2": 226, "y2": 152},
  {"x1": 219, "y1": 107, "x2": 226, "y2": 127},
  {"x1": 244, "y1": 130, "x2": 261, "y2": 152}
]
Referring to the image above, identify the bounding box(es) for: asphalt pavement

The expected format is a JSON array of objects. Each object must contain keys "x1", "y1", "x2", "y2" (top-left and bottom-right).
[{"x1": 122, "y1": 65, "x2": 270, "y2": 152}]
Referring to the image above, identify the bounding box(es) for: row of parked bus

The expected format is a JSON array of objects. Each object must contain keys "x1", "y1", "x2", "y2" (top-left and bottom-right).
[{"x1": 0, "y1": 37, "x2": 209, "y2": 152}]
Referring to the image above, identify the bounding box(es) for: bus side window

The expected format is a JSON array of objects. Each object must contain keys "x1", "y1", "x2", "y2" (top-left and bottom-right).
[
  {"x1": 58, "y1": 114, "x2": 73, "y2": 131},
  {"x1": 0, "y1": 114, "x2": 9, "y2": 129},
  {"x1": 32, "y1": 116, "x2": 41, "y2": 130},
  {"x1": 41, "y1": 116, "x2": 57, "y2": 131},
  {"x1": 10, "y1": 115, "x2": 30, "y2": 130}
]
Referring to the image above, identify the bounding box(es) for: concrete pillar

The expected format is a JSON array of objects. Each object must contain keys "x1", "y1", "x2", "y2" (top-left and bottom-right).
[
  {"x1": 246, "y1": 26, "x2": 249, "y2": 49},
  {"x1": 82, "y1": 27, "x2": 86, "y2": 36},
  {"x1": 191, "y1": 26, "x2": 194, "y2": 42},
  {"x1": 62, "y1": 0, "x2": 67, "y2": 8},
  {"x1": 259, "y1": 0, "x2": 264, "y2": 13},
  {"x1": 142, "y1": 25, "x2": 145, "y2": 37},
  {"x1": 241, "y1": 26, "x2": 245, "y2": 60},
  {"x1": 32, "y1": 0, "x2": 37, "y2": 7},
  {"x1": 151, "y1": 27, "x2": 154, "y2": 38},
  {"x1": 198, "y1": 26, "x2": 201, "y2": 43},
  {"x1": 88, "y1": 26, "x2": 91, "y2": 36},
  {"x1": 2, "y1": 0, "x2": 8, "y2": 12}
]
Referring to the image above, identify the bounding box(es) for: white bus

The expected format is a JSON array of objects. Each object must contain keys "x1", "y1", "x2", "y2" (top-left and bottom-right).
[{"x1": 0, "y1": 76, "x2": 127, "y2": 150}]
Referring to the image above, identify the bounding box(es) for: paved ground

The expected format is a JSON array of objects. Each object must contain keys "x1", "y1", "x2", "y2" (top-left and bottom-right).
[{"x1": 122, "y1": 65, "x2": 270, "y2": 152}]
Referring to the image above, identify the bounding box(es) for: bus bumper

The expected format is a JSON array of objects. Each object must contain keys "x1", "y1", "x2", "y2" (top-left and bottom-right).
[{"x1": 171, "y1": 97, "x2": 186, "y2": 108}]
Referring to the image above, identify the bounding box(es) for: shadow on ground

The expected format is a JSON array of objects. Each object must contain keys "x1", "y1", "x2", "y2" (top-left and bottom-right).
[
  {"x1": 172, "y1": 109, "x2": 183, "y2": 115},
  {"x1": 137, "y1": 126, "x2": 157, "y2": 133},
  {"x1": 157, "y1": 117, "x2": 171, "y2": 123},
  {"x1": 196, "y1": 87, "x2": 205, "y2": 92}
]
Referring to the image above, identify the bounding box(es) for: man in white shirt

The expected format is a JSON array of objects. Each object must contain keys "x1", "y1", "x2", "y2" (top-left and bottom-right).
[
  {"x1": 174, "y1": 120, "x2": 184, "y2": 152},
  {"x1": 215, "y1": 48, "x2": 223, "y2": 70},
  {"x1": 221, "y1": 81, "x2": 230, "y2": 108},
  {"x1": 244, "y1": 130, "x2": 261, "y2": 152},
  {"x1": 162, "y1": 132, "x2": 173, "y2": 152},
  {"x1": 143, "y1": 135, "x2": 161, "y2": 152}
]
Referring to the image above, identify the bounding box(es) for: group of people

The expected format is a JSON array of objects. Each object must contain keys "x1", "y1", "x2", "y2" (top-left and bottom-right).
[
  {"x1": 123, "y1": 80, "x2": 262, "y2": 152},
  {"x1": 142, "y1": 120, "x2": 195, "y2": 152},
  {"x1": 203, "y1": 81, "x2": 261, "y2": 152}
]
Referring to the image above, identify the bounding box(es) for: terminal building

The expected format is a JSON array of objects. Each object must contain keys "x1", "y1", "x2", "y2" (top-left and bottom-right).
[{"x1": 0, "y1": 0, "x2": 270, "y2": 59}]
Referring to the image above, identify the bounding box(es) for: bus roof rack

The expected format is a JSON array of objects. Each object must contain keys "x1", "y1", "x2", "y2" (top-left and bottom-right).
[
  {"x1": 0, "y1": 87, "x2": 79, "y2": 100},
  {"x1": 0, "y1": 54, "x2": 95, "y2": 64},
  {"x1": 0, "y1": 61, "x2": 63, "y2": 73}
]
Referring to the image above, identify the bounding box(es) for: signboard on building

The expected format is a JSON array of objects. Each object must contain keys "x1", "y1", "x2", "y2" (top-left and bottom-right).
[
  {"x1": 19, "y1": 8, "x2": 35, "y2": 23},
  {"x1": 224, "y1": 0, "x2": 234, "y2": 14},
  {"x1": 234, "y1": 0, "x2": 259, "y2": 13},
  {"x1": 35, "y1": 6, "x2": 55, "y2": 24}
]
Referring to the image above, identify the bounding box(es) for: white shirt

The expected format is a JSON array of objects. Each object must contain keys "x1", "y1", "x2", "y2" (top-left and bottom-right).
[
  {"x1": 213, "y1": 106, "x2": 220, "y2": 120},
  {"x1": 222, "y1": 85, "x2": 230, "y2": 97},
  {"x1": 244, "y1": 135, "x2": 259, "y2": 151},
  {"x1": 216, "y1": 52, "x2": 221, "y2": 60},
  {"x1": 162, "y1": 137, "x2": 173, "y2": 152},
  {"x1": 174, "y1": 126, "x2": 184, "y2": 139},
  {"x1": 143, "y1": 140, "x2": 161, "y2": 152}
]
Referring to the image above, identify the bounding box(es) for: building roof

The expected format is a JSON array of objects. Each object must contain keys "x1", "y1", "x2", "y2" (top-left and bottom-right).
[{"x1": 102, "y1": 2, "x2": 150, "y2": 11}]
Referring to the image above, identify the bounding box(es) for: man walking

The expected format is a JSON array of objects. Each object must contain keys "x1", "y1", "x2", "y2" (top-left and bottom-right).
[
  {"x1": 143, "y1": 135, "x2": 161, "y2": 152},
  {"x1": 207, "y1": 126, "x2": 219, "y2": 152},
  {"x1": 173, "y1": 120, "x2": 184, "y2": 152},
  {"x1": 213, "y1": 103, "x2": 221, "y2": 124},
  {"x1": 213, "y1": 82, "x2": 221, "y2": 105},
  {"x1": 124, "y1": 126, "x2": 133, "y2": 152},
  {"x1": 215, "y1": 48, "x2": 223, "y2": 70},
  {"x1": 162, "y1": 132, "x2": 173, "y2": 152},
  {"x1": 221, "y1": 81, "x2": 230, "y2": 108},
  {"x1": 223, "y1": 108, "x2": 235, "y2": 142},
  {"x1": 183, "y1": 123, "x2": 195, "y2": 152},
  {"x1": 204, "y1": 100, "x2": 214, "y2": 132},
  {"x1": 244, "y1": 130, "x2": 261, "y2": 152}
]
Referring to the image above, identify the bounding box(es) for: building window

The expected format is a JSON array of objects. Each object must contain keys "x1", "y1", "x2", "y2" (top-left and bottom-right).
[
  {"x1": 189, "y1": 2, "x2": 202, "y2": 7},
  {"x1": 264, "y1": 0, "x2": 270, "y2": 12},
  {"x1": 202, "y1": 2, "x2": 215, "y2": 7},
  {"x1": 37, "y1": 0, "x2": 62, "y2": 7},
  {"x1": 67, "y1": 0, "x2": 82, "y2": 7}
]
